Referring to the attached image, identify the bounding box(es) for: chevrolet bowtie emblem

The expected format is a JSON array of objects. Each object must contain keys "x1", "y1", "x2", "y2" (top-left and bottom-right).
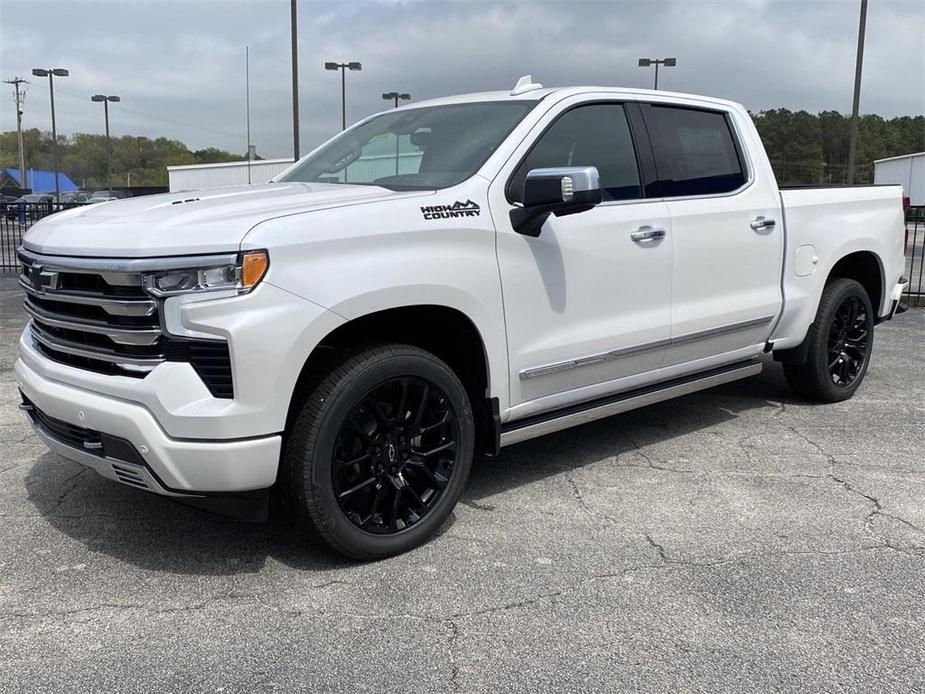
[{"x1": 29, "y1": 265, "x2": 60, "y2": 293}]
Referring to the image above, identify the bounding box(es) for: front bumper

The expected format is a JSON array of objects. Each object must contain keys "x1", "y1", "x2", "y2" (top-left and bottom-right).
[{"x1": 16, "y1": 356, "x2": 280, "y2": 494}]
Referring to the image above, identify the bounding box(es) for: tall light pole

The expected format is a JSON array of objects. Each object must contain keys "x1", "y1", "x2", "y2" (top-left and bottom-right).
[
  {"x1": 32, "y1": 67, "x2": 68, "y2": 202},
  {"x1": 3, "y1": 77, "x2": 28, "y2": 190},
  {"x1": 382, "y1": 92, "x2": 411, "y2": 175},
  {"x1": 91, "y1": 94, "x2": 120, "y2": 193},
  {"x1": 637, "y1": 57, "x2": 676, "y2": 90},
  {"x1": 324, "y1": 61, "x2": 361, "y2": 130},
  {"x1": 846, "y1": 0, "x2": 868, "y2": 185},
  {"x1": 290, "y1": 0, "x2": 300, "y2": 162}
]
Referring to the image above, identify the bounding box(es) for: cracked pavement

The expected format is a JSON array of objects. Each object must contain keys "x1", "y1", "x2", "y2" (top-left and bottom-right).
[{"x1": 1, "y1": 274, "x2": 923, "y2": 693}]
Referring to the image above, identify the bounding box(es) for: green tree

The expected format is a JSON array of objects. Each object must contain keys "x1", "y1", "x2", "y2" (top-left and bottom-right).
[{"x1": 0, "y1": 129, "x2": 239, "y2": 189}]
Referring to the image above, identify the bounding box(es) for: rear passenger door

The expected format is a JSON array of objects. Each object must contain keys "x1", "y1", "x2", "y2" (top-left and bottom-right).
[{"x1": 641, "y1": 103, "x2": 783, "y2": 369}]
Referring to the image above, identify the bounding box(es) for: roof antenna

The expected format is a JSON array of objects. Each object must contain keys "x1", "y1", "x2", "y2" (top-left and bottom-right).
[{"x1": 510, "y1": 74, "x2": 543, "y2": 96}]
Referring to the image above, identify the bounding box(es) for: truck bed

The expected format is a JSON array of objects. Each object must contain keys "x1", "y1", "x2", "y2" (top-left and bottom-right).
[{"x1": 770, "y1": 184, "x2": 906, "y2": 349}]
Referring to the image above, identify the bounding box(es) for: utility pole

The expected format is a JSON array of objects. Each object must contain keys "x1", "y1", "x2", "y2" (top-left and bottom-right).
[
  {"x1": 846, "y1": 0, "x2": 868, "y2": 185},
  {"x1": 290, "y1": 0, "x2": 300, "y2": 163},
  {"x1": 246, "y1": 45, "x2": 252, "y2": 184},
  {"x1": 4, "y1": 77, "x2": 28, "y2": 190}
]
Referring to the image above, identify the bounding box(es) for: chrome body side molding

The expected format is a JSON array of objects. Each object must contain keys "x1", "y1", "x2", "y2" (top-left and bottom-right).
[{"x1": 519, "y1": 316, "x2": 774, "y2": 380}]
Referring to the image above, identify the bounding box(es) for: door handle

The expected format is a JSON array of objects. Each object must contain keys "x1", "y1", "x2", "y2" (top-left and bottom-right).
[
  {"x1": 750, "y1": 216, "x2": 776, "y2": 232},
  {"x1": 631, "y1": 227, "x2": 666, "y2": 242}
]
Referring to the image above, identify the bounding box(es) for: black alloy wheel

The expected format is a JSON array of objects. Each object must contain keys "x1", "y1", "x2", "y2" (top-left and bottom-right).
[
  {"x1": 826, "y1": 294, "x2": 871, "y2": 388},
  {"x1": 281, "y1": 344, "x2": 474, "y2": 559},
  {"x1": 332, "y1": 377, "x2": 461, "y2": 534},
  {"x1": 783, "y1": 278, "x2": 874, "y2": 403}
]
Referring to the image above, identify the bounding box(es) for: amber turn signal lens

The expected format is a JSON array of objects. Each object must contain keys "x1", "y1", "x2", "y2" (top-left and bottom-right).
[{"x1": 241, "y1": 250, "x2": 269, "y2": 289}]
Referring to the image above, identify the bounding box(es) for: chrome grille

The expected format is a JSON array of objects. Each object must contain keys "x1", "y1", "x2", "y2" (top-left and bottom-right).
[
  {"x1": 18, "y1": 249, "x2": 235, "y2": 397},
  {"x1": 20, "y1": 251, "x2": 164, "y2": 376}
]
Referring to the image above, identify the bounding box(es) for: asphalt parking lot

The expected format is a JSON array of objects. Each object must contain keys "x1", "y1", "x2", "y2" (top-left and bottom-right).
[{"x1": 1, "y1": 274, "x2": 923, "y2": 693}]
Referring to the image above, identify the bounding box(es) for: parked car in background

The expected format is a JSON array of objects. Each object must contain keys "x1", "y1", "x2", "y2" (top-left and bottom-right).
[
  {"x1": 0, "y1": 194, "x2": 18, "y2": 213},
  {"x1": 58, "y1": 192, "x2": 92, "y2": 204},
  {"x1": 4, "y1": 193, "x2": 54, "y2": 220},
  {"x1": 86, "y1": 192, "x2": 124, "y2": 203},
  {"x1": 16, "y1": 79, "x2": 909, "y2": 559}
]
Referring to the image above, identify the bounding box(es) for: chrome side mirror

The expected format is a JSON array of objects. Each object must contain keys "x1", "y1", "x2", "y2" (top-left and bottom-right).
[{"x1": 511, "y1": 166, "x2": 602, "y2": 237}]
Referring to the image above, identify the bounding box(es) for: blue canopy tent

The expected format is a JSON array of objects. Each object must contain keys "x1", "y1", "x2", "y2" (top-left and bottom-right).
[{"x1": 1, "y1": 168, "x2": 78, "y2": 193}]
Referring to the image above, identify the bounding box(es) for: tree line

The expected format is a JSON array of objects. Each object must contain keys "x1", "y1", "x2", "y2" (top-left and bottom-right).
[
  {"x1": 0, "y1": 128, "x2": 242, "y2": 188},
  {"x1": 751, "y1": 110, "x2": 922, "y2": 184},
  {"x1": 0, "y1": 109, "x2": 923, "y2": 189}
]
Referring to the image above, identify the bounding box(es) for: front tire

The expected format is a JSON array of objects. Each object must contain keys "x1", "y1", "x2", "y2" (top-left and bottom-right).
[
  {"x1": 282, "y1": 344, "x2": 474, "y2": 560},
  {"x1": 783, "y1": 278, "x2": 874, "y2": 403}
]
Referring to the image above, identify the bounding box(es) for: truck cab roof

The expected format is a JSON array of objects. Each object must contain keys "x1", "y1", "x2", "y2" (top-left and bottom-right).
[{"x1": 392, "y1": 76, "x2": 744, "y2": 113}]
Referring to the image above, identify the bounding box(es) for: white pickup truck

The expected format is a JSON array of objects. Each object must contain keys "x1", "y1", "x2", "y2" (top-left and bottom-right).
[{"x1": 16, "y1": 77, "x2": 908, "y2": 558}]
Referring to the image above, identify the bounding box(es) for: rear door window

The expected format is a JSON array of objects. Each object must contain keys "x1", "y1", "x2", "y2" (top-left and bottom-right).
[{"x1": 645, "y1": 105, "x2": 746, "y2": 197}]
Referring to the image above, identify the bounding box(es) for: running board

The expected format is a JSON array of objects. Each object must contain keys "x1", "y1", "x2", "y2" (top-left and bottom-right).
[{"x1": 499, "y1": 360, "x2": 763, "y2": 447}]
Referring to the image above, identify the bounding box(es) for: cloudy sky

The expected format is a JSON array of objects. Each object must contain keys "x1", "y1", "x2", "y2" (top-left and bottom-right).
[{"x1": 1, "y1": 0, "x2": 923, "y2": 159}]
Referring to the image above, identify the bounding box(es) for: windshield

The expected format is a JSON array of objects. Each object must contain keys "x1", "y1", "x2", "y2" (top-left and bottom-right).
[{"x1": 277, "y1": 101, "x2": 536, "y2": 190}]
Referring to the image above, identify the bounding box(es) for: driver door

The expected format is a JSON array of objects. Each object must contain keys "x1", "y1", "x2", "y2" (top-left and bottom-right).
[{"x1": 489, "y1": 100, "x2": 674, "y2": 418}]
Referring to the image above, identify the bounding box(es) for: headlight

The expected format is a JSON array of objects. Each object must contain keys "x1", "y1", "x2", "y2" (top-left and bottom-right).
[{"x1": 142, "y1": 250, "x2": 269, "y2": 297}]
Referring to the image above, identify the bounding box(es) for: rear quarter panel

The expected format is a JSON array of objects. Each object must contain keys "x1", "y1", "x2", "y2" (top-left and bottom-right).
[{"x1": 772, "y1": 185, "x2": 905, "y2": 349}]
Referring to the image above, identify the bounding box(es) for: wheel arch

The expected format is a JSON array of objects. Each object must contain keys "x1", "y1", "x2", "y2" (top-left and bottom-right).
[
  {"x1": 286, "y1": 304, "x2": 501, "y2": 455},
  {"x1": 826, "y1": 250, "x2": 885, "y2": 316},
  {"x1": 776, "y1": 249, "x2": 885, "y2": 365}
]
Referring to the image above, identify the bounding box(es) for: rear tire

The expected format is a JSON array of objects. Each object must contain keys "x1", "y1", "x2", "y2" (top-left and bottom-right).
[
  {"x1": 281, "y1": 344, "x2": 474, "y2": 560},
  {"x1": 783, "y1": 278, "x2": 874, "y2": 403}
]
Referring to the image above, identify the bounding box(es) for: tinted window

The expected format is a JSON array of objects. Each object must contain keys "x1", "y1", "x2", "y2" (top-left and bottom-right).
[
  {"x1": 278, "y1": 102, "x2": 535, "y2": 190},
  {"x1": 646, "y1": 106, "x2": 746, "y2": 196},
  {"x1": 509, "y1": 104, "x2": 642, "y2": 203}
]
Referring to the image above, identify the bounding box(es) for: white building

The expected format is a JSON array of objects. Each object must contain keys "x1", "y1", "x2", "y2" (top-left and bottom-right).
[
  {"x1": 874, "y1": 152, "x2": 924, "y2": 206},
  {"x1": 167, "y1": 158, "x2": 294, "y2": 192}
]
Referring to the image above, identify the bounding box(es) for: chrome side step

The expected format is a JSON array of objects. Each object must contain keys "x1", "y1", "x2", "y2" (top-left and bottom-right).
[{"x1": 499, "y1": 360, "x2": 763, "y2": 447}]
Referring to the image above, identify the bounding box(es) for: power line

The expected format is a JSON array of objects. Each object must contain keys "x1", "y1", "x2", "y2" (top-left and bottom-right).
[{"x1": 44, "y1": 86, "x2": 242, "y2": 141}]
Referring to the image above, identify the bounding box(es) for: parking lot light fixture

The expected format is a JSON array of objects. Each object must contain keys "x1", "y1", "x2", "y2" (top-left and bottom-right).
[
  {"x1": 637, "y1": 57, "x2": 676, "y2": 90},
  {"x1": 325, "y1": 61, "x2": 362, "y2": 130},
  {"x1": 382, "y1": 91, "x2": 411, "y2": 108},
  {"x1": 381, "y1": 92, "x2": 411, "y2": 174},
  {"x1": 91, "y1": 95, "x2": 120, "y2": 193},
  {"x1": 31, "y1": 67, "x2": 69, "y2": 202}
]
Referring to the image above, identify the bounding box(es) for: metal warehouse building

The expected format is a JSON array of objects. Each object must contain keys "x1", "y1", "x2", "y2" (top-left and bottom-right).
[
  {"x1": 166, "y1": 137, "x2": 425, "y2": 192},
  {"x1": 874, "y1": 152, "x2": 924, "y2": 206},
  {"x1": 167, "y1": 158, "x2": 294, "y2": 192}
]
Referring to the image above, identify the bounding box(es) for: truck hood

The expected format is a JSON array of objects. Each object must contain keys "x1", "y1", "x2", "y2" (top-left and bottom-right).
[{"x1": 23, "y1": 182, "x2": 426, "y2": 258}]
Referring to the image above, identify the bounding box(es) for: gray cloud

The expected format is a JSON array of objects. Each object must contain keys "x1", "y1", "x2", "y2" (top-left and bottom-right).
[{"x1": 1, "y1": 0, "x2": 923, "y2": 159}]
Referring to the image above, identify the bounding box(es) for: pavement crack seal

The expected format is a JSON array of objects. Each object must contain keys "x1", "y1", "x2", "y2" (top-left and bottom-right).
[
  {"x1": 644, "y1": 533, "x2": 670, "y2": 562},
  {"x1": 446, "y1": 619, "x2": 461, "y2": 692}
]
